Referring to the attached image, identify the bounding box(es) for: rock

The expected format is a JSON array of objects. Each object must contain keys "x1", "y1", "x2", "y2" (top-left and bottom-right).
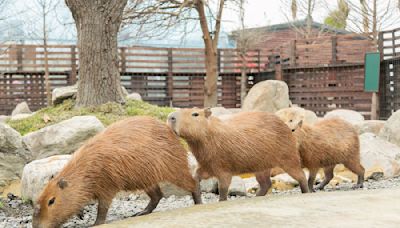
[
  {"x1": 23, "y1": 116, "x2": 104, "y2": 159},
  {"x1": 355, "y1": 120, "x2": 385, "y2": 135},
  {"x1": 275, "y1": 106, "x2": 318, "y2": 126},
  {"x1": 160, "y1": 182, "x2": 190, "y2": 197},
  {"x1": 52, "y1": 84, "x2": 78, "y2": 105},
  {"x1": 121, "y1": 86, "x2": 129, "y2": 97},
  {"x1": 0, "y1": 115, "x2": 10, "y2": 123},
  {"x1": 187, "y1": 152, "x2": 218, "y2": 193},
  {"x1": 0, "y1": 123, "x2": 30, "y2": 189},
  {"x1": 379, "y1": 110, "x2": 400, "y2": 147},
  {"x1": 126, "y1": 93, "x2": 142, "y2": 101},
  {"x1": 324, "y1": 109, "x2": 364, "y2": 125},
  {"x1": 10, "y1": 113, "x2": 35, "y2": 121},
  {"x1": 210, "y1": 107, "x2": 232, "y2": 117},
  {"x1": 20, "y1": 155, "x2": 71, "y2": 202},
  {"x1": 360, "y1": 133, "x2": 400, "y2": 178},
  {"x1": 11, "y1": 102, "x2": 32, "y2": 116},
  {"x1": 242, "y1": 80, "x2": 290, "y2": 113},
  {"x1": 200, "y1": 178, "x2": 218, "y2": 193},
  {"x1": 228, "y1": 176, "x2": 246, "y2": 196}
]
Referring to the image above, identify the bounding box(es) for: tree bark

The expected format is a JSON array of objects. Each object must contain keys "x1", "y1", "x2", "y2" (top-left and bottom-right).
[{"x1": 65, "y1": 0, "x2": 127, "y2": 107}]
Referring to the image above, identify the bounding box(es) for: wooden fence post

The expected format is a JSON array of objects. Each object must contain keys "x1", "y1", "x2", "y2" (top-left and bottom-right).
[
  {"x1": 17, "y1": 45, "x2": 23, "y2": 71},
  {"x1": 289, "y1": 40, "x2": 296, "y2": 66},
  {"x1": 378, "y1": 32, "x2": 384, "y2": 59},
  {"x1": 167, "y1": 48, "x2": 173, "y2": 106},
  {"x1": 70, "y1": 46, "x2": 77, "y2": 84},
  {"x1": 331, "y1": 36, "x2": 337, "y2": 64}
]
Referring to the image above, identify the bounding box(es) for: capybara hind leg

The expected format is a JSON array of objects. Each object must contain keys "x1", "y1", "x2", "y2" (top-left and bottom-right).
[
  {"x1": 317, "y1": 165, "x2": 335, "y2": 190},
  {"x1": 170, "y1": 170, "x2": 202, "y2": 205},
  {"x1": 284, "y1": 167, "x2": 309, "y2": 193},
  {"x1": 94, "y1": 198, "x2": 112, "y2": 225},
  {"x1": 345, "y1": 162, "x2": 365, "y2": 189},
  {"x1": 133, "y1": 185, "x2": 163, "y2": 217},
  {"x1": 217, "y1": 173, "x2": 232, "y2": 201},
  {"x1": 307, "y1": 168, "x2": 318, "y2": 192},
  {"x1": 255, "y1": 169, "x2": 272, "y2": 196}
]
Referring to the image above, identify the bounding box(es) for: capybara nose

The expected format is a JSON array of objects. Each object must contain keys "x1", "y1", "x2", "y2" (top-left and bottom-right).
[{"x1": 171, "y1": 116, "x2": 176, "y2": 122}]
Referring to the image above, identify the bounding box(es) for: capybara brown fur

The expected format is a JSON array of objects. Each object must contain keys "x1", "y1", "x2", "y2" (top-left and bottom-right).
[
  {"x1": 167, "y1": 108, "x2": 309, "y2": 201},
  {"x1": 282, "y1": 116, "x2": 365, "y2": 191},
  {"x1": 32, "y1": 116, "x2": 201, "y2": 228}
]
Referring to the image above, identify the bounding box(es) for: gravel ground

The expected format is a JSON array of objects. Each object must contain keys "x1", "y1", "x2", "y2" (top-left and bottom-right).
[{"x1": 1, "y1": 176, "x2": 400, "y2": 228}]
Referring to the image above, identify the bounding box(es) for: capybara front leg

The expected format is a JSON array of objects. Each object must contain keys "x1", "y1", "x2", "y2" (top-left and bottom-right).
[
  {"x1": 345, "y1": 162, "x2": 365, "y2": 189},
  {"x1": 217, "y1": 173, "x2": 232, "y2": 201},
  {"x1": 307, "y1": 168, "x2": 318, "y2": 192},
  {"x1": 317, "y1": 165, "x2": 335, "y2": 190},
  {"x1": 284, "y1": 167, "x2": 309, "y2": 193},
  {"x1": 191, "y1": 173, "x2": 203, "y2": 205},
  {"x1": 94, "y1": 198, "x2": 112, "y2": 225},
  {"x1": 133, "y1": 185, "x2": 163, "y2": 217},
  {"x1": 255, "y1": 169, "x2": 272, "y2": 196}
]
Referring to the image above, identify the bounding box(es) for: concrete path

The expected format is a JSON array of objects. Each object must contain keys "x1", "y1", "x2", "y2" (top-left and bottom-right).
[{"x1": 99, "y1": 188, "x2": 400, "y2": 228}]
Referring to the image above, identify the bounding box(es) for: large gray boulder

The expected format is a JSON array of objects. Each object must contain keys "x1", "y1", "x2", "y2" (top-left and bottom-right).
[
  {"x1": 324, "y1": 109, "x2": 364, "y2": 125},
  {"x1": 11, "y1": 102, "x2": 32, "y2": 116},
  {"x1": 21, "y1": 155, "x2": 71, "y2": 202},
  {"x1": 228, "y1": 176, "x2": 246, "y2": 196},
  {"x1": 52, "y1": 84, "x2": 78, "y2": 105},
  {"x1": 242, "y1": 80, "x2": 291, "y2": 113},
  {"x1": 23, "y1": 116, "x2": 104, "y2": 159},
  {"x1": 360, "y1": 133, "x2": 400, "y2": 178},
  {"x1": 356, "y1": 120, "x2": 385, "y2": 135},
  {"x1": 0, "y1": 115, "x2": 10, "y2": 123},
  {"x1": 126, "y1": 93, "x2": 142, "y2": 101},
  {"x1": 379, "y1": 110, "x2": 400, "y2": 148},
  {"x1": 0, "y1": 123, "x2": 30, "y2": 189}
]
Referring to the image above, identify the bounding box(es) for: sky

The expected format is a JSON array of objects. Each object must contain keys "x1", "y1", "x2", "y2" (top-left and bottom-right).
[{"x1": 1, "y1": 0, "x2": 399, "y2": 47}]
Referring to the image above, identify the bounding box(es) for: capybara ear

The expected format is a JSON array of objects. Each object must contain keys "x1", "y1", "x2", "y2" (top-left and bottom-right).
[
  {"x1": 297, "y1": 120, "x2": 303, "y2": 128},
  {"x1": 57, "y1": 178, "x2": 68, "y2": 189},
  {"x1": 204, "y1": 107, "x2": 212, "y2": 118}
]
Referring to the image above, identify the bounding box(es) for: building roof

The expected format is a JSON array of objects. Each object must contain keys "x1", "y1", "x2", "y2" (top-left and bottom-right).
[{"x1": 232, "y1": 19, "x2": 351, "y2": 35}]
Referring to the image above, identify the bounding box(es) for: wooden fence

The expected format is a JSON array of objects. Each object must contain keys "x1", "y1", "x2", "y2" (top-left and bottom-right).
[
  {"x1": 379, "y1": 28, "x2": 400, "y2": 119},
  {"x1": 0, "y1": 32, "x2": 381, "y2": 117}
]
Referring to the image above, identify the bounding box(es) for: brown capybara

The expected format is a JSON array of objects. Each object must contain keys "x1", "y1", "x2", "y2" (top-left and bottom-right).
[
  {"x1": 167, "y1": 108, "x2": 309, "y2": 201},
  {"x1": 32, "y1": 116, "x2": 202, "y2": 228},
  {"x1": 282, "y1": 116, "x2": 365, "y2": 191}
]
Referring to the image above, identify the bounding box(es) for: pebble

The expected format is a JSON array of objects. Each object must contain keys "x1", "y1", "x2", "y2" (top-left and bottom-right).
[{"x1": 1, "y1": 177, "x2": 399, "y2": 228}]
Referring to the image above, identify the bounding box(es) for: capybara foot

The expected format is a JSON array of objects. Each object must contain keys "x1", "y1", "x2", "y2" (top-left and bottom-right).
[
  {"x1": 132, "y1": 209, "x2": 152, "y2": 217},
  {"x1": 255, "y1": 188, "x2": 268, "y2": 196},
  {"x1": 352, "y1": 184, "x2": 363, "y2": 190},
  {"x1": 316, "y1": 184, "x2": 325, "y2": 191}
]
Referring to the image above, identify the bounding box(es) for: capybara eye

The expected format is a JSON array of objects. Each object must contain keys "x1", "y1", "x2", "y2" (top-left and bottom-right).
[
  {"x1": 48, "y1": 197, "x2": 56, "y2": 206},
  {"x1": 289, "y1": 119, "x2": 293, "y2": 122},
  {"x1": 192, "y1": 112, "x2": 199, "y2": 117}
]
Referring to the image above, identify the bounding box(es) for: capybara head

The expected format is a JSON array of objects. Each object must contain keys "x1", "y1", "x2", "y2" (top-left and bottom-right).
[
  {"x1": 33, "y1": 177, "x2": 80, "y2": 228},
  {"x1": 275, "y1": 107, "x2": 305, "y2": 131},
  {"x1": 167, "y1": 108, "x2": 212, "y2": 139}
]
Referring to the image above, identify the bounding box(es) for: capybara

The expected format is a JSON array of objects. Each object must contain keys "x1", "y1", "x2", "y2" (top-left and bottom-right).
[
  {"x1": 167, "y1": 108, "x2": 309, "y2": 201},
  {"x1": 278, "y1": 113, "x2": 365, "y2": 191},
  {"x1": 33, "y1": 116, "x2": 202, "y2": 228}
]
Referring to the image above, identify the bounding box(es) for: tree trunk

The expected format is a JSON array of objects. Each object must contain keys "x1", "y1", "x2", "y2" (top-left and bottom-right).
[
  {"x1": 65, "y1": 0, "x2": 127, "y2": 107},
  {"x1": 203, "y1": 45, "x2": 218, "y2": 107},
  {"x1": 360, "y1": 0, "x2": 369, "y2": 34}
]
